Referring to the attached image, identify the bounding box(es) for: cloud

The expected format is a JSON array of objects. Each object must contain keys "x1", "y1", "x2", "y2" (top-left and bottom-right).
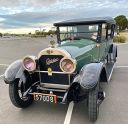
[
  {"x1": 0, "y1": 0, "x2": 128, "y2": 32},
  {"x1": 0, "y1": 10, "x2": 74, "y2": 29},
  {"x1": 0, "y1": 0, "x2": 20, "y2": 7},
  {"x1": 29, "y1": 0, "x2": 58, "y2": 6}
]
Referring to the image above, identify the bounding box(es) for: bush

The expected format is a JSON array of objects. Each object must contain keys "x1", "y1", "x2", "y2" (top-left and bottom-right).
[
  {"x1": 0, "y1": 33, "x2": 2, "y2": 37},
  {"x1": 113, "y1": 35, "x2": 126, "y2": 43}
]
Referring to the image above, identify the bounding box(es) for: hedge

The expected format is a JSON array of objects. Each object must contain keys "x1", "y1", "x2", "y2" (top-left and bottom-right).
[{"x1": 113, "y1": 35, "x2": 126, "y2": 43}]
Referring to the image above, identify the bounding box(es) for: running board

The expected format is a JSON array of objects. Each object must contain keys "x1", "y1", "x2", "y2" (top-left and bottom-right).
[{"x1": 106, "y1": 62, "x2": 115, "y2": 82}]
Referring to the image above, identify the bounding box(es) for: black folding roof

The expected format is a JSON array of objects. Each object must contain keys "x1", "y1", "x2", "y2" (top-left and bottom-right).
[{"x1": 54, "y1": 17, "x2": 116, "y2": 26}]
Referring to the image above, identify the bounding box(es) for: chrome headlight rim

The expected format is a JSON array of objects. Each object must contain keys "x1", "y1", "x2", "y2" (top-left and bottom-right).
[
  {"x1": 22, "y1": 56, "x2": 37, "y2": 72},
  {"x1": 60, "y1": 57, "x2": 76, "y2": 74}
]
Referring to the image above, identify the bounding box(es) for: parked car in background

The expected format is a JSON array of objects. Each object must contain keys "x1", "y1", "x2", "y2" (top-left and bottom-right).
[{"x1": 4, "y1": 17, "x2": 117, "y2": 122}]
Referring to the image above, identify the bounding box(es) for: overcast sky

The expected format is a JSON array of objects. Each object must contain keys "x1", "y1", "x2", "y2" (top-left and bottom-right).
[{"x1": 0, "y1": 0, "x2": 127, "y2": 33}]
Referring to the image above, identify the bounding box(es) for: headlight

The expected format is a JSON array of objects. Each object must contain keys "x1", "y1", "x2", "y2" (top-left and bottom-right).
[
  {"x1": 22, "y1": 56, "x2": 36, "y2": 72},
  {"x1": 60, "y1": 58, "x2": 76, "y2": 73}
]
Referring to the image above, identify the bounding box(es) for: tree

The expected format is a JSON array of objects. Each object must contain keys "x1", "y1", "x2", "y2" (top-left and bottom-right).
[
  {"x1": 0, "y1": 33, "x2": 2, "y2": 37},
  {"x1": 35, "y1": 30, "x2": 41, "y2": 35},
  {"x1": 47, "y1": 30, "x2": 56, "y2": 35},
  {"x1": 28, "y1": 32, "x2": 31, "y2": 35},
  {"x1": 115, "y1": 15, "x2": 128, "y2": 30}
]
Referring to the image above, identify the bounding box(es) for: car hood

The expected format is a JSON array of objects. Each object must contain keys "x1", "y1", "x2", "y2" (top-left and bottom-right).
[{"x1": 58, "y1": 39, "x2": 95, "y2": 59}]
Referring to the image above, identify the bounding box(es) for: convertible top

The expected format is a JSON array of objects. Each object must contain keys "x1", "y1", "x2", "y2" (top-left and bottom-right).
[{"x1": 54, "y1": 17, "x2": 116, "y2": 26}]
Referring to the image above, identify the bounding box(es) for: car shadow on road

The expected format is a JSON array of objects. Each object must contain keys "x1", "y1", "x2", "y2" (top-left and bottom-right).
[
  {"x1": 19, "y1": 101, "x2": 68, "y2": 124},
  {"x1": 70, "y1": 83, "x2": 110, "y2": 124}
]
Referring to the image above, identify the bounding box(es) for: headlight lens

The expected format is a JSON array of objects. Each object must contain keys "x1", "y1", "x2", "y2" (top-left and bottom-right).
[
  {"x1": 60, "y1": 58, "x2": 76, "y2": 73},
  {"x1": 23, "y1": 56, "x2": 36, "y2": 71}
]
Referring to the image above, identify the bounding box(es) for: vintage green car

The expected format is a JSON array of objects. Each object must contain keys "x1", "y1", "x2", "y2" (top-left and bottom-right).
[{"x1": 4, "y1": 17, "x2": 117, "y2": 121}]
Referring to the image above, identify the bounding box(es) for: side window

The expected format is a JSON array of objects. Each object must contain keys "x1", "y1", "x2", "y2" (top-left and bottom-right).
[
  {"x1": 102, "y1": 24, "x2": 107, "y2": 40},
  {"x1": 107, "y1": 24, "x2": 111, "y2": 39},
  {"x1": 107, "y1": 24, "x2": 115, "y2": 39},
  {"x1": 111, "y1": 24, "x2": 115, "y2": 38}
]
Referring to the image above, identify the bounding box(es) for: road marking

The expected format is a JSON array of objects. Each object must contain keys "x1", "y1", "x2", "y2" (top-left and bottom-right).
[
  {"x1": 64, "y1": 101, "x2": 74, "y2": 124},
  {"x1": 115, "y1": 66, "x2": 128, "y2": 68},
  {"x1": 0, "y1": 64, "x2": 8, "y2": 67},
  {"x1": 108, "y1": 64, "x2": 115, "y2": 82},
  {"x1": 0, "y1": 74, "x2": 4, "y2": 78},
  {"x1": 108, "y1": 65, "x2": 128, "y2": 80}
]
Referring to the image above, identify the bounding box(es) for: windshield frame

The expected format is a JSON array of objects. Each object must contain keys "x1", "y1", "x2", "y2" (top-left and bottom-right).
[{"x1": 56, "y1": 24, "x2": 101, "y2": 43}]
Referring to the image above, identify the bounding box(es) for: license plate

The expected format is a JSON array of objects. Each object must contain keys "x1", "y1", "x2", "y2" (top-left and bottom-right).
[{"x1": 32, "y1": 93, "x2": 57, "y2": 103}]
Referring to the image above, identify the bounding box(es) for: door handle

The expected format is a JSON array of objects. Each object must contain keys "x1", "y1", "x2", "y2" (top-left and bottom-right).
[{"x1": 96, "y1": 43, "x2": 100, "y2": 48}]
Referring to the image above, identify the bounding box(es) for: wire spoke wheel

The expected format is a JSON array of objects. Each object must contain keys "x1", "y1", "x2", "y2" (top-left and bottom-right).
[
  {"x1": 9, "y1": 79, "x2": 33, "y2": 108},
  {"x1": 17, "y1": 80, "x2": 29, "y2": 101}
]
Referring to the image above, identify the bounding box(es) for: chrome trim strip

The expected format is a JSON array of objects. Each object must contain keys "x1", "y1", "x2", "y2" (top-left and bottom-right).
[
  {"x1": 37, "y1": 86, "x2": 67, "y2": 92},
  {"x1": 41, "y1": 83, "x2": 70, "y2": 90},
  {"x1": 35, "y1": 70, "x2": 75, "y2": 74},
  {"x1": 68, "y1": 74, "x2": 71, "y2": 85}
]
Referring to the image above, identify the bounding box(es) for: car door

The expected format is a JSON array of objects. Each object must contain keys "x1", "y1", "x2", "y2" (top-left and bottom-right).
[
  {"x1": 90, "y1": 25, "x2": 100, "y2": 62},
  {"x1": 99, "y1": 24, "x2": 107, "y2": 61},
  {"x1": 106, "y1": 24, "x2": 115, "y2": 53},
  {"x1": 91, "y1": 42, "x2": 100, "y2": 62}
]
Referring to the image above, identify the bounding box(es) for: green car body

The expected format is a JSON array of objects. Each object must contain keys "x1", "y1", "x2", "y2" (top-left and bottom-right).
[
  {"x1": 59, "y1": 39, "x2": 96, "y2": 71},
  {"x1": 54, "y1": 17, "x2": 116, "y2": 73},
  {"x1": 59, "y1": 38, "x2": 113, "y2": 71},
  {"x1": 4, "y1": 17, "x2": 117, "y2": 122}
]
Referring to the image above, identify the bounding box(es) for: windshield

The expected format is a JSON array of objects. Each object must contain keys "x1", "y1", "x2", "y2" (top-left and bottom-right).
[{"x1": 59, "y1": 25, "x2": 98, "y2": 42}]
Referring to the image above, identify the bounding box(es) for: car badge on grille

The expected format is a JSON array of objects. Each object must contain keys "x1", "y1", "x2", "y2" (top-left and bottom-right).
[
  {"x1": 47, "y1": 50, "x2": 51, "y2": 54},
  {"x1": 47, "y1": 50, "x2": 53, "y2": 54},
  {"x1": 46, "y1": 58, "x2": 59, "y2": 65},
  {"x1": 48, "y1": 67, "x2": 52, "y2": 76}
]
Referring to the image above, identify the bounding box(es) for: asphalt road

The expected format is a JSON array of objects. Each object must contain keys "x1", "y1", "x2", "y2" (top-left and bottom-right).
[{"x1": 0, "y1": 37, "x2": 128, "y2": 124}]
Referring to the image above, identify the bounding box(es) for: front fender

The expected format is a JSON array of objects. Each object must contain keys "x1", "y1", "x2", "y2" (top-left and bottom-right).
[
  {"x1": 4, "y1": 60, "x2": 26, "y2": 84},
  {"x1": 73, "y1": 62, "x2": 107, "y2": 90}
]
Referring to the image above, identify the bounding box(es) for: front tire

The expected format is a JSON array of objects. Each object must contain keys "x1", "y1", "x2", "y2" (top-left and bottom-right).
[
  {"x1": 9, "y1": 79, "x2": 33, "y2": 108},
  {"x1": 88, "y1": 84, "x2": 99, "y2": 122}
]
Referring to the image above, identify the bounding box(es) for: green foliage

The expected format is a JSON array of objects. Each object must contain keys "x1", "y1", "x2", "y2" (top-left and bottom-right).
[
  {"x1": 115, "y1": 15, "x2": 128, "y2": 30},
  {"x1": 28, "y1": 32, "x2": 31, "y2": 35},
  {"x1": 0, "y1": 32, "x2": 2, "y2": 37},
  {"x1": 113, "y1": 35, "x2": 126, "y2": 43},
  {"x1": 47, "y1": 30, "x2": 56, "y2": 35},
  {"x1": 34, "y1": 29, "x2": 56, "y2": 37}
]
